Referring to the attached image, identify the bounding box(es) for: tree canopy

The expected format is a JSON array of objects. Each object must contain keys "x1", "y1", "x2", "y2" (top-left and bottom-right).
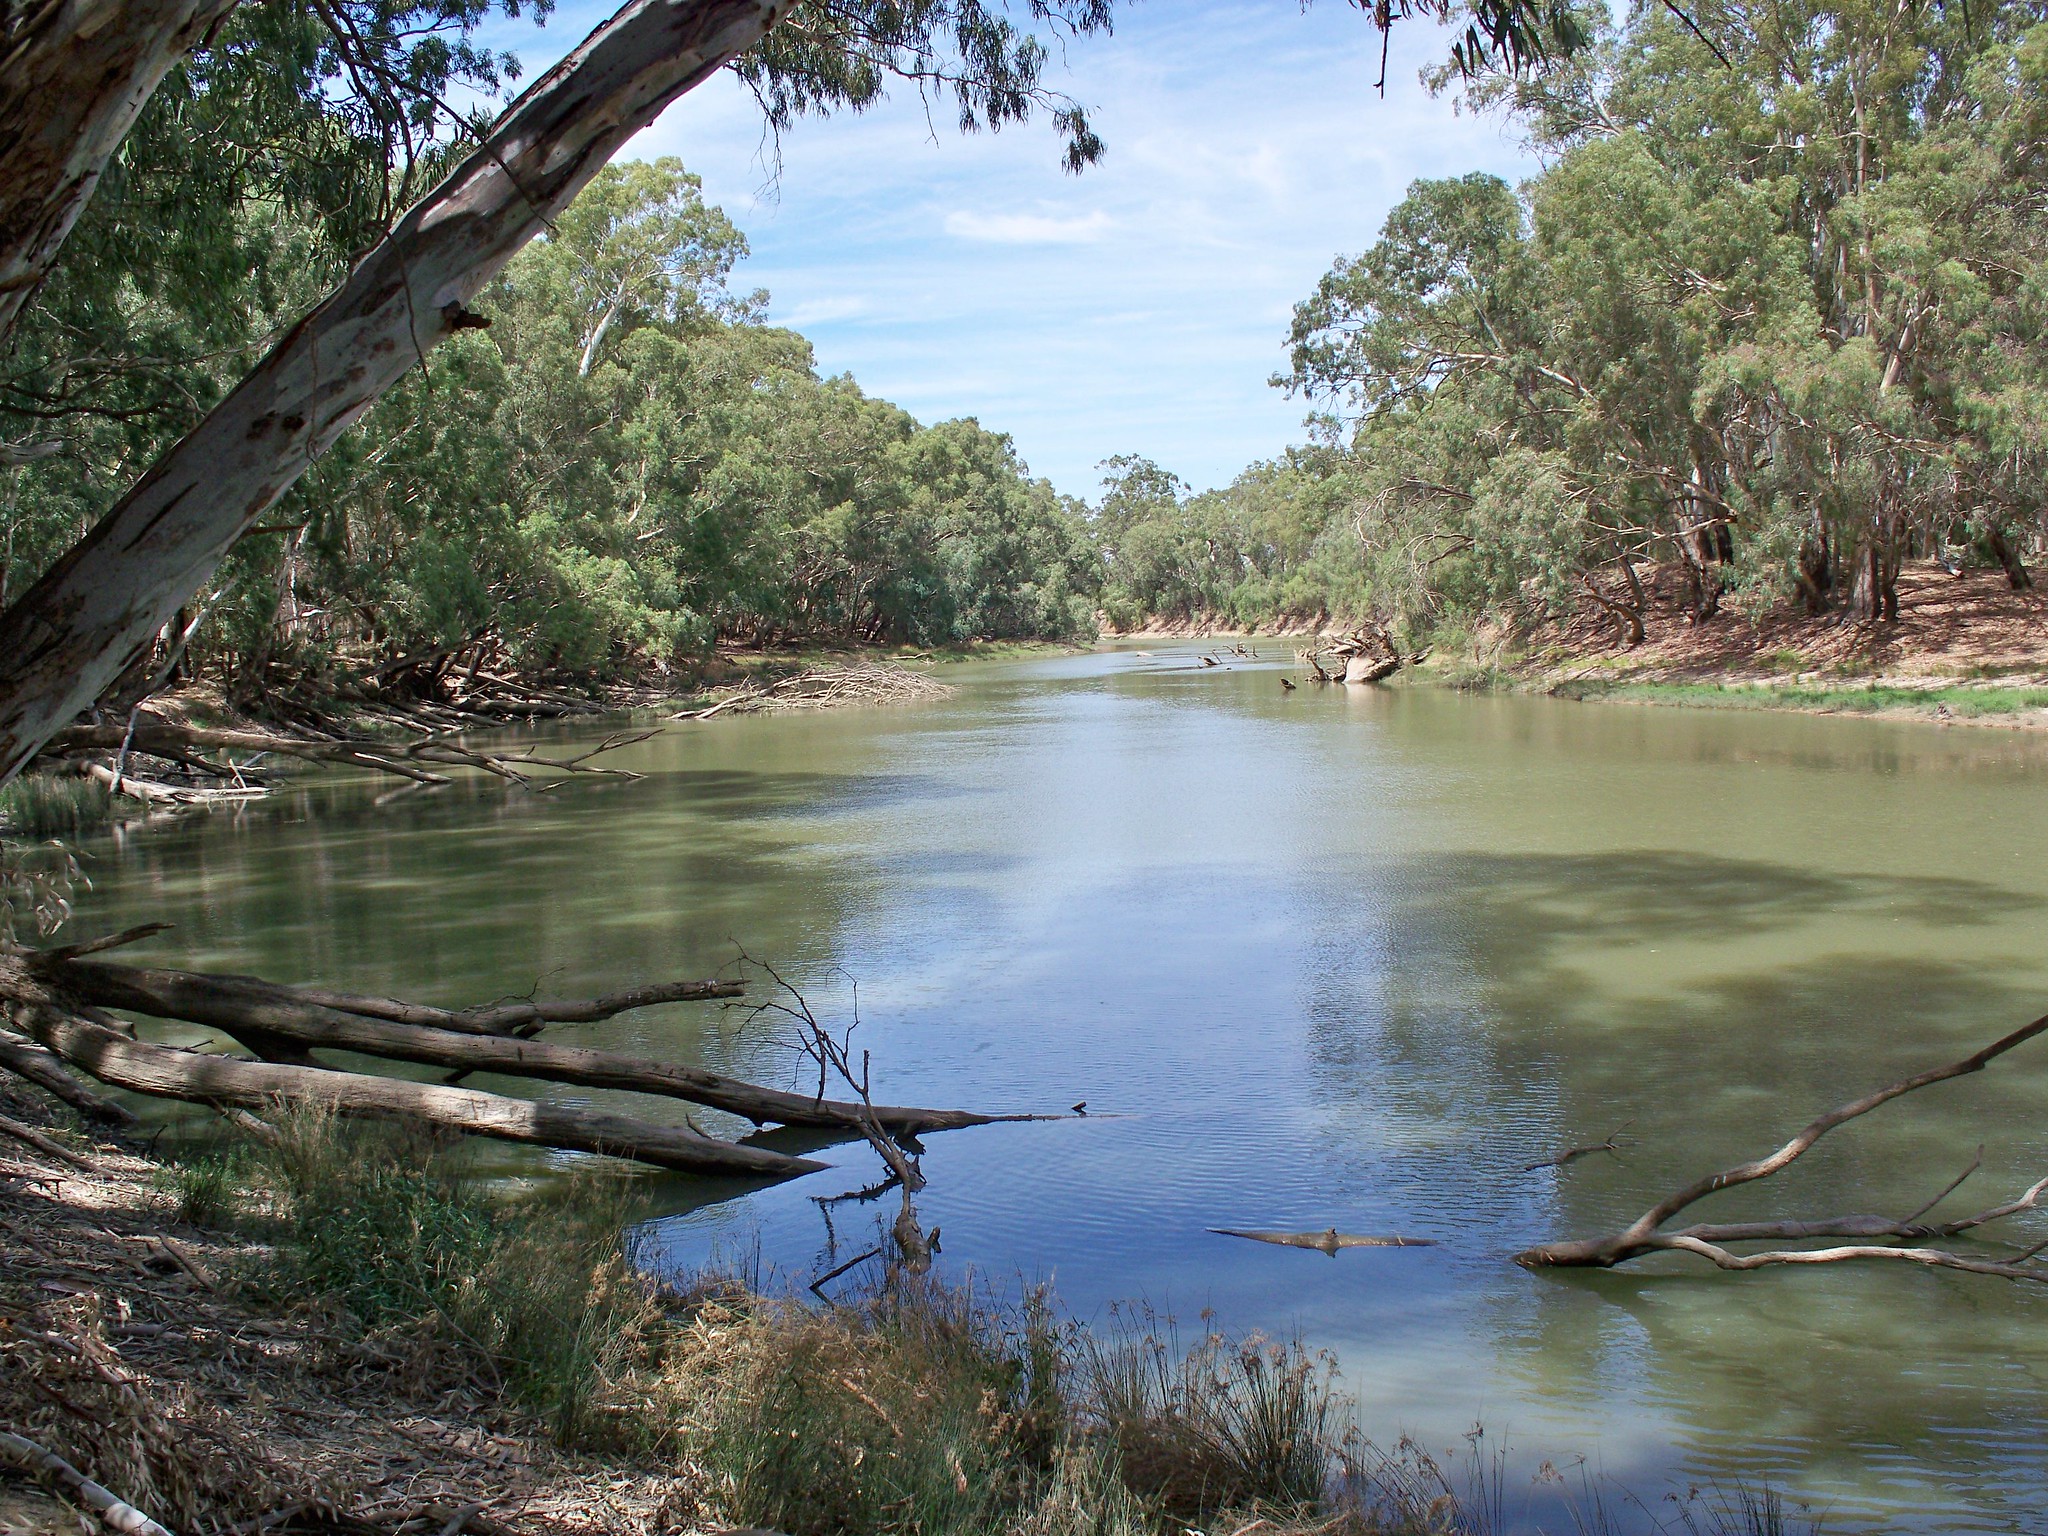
[{"x1": 1098, "y1": 0, "x2": 2048, "y2": 639}]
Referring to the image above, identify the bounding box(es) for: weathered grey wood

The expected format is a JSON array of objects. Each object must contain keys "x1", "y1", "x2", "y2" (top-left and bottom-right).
[
  {"x1": 1517, "y1": 1012, "x2": 2048, "y2": 1274},
  {"x1": 50, "y1": 957, "x2": 1024, "y2": 1134},
  {"x1": 0, "y1": 0, "x2": 238, "y2": 346},
  {"x1": 24, "y1": 1008, "x2": 825, "y2": 1179},
  {"x1": 0, "y1": 1429, "x2": 177, "y2": 1536},
  {"x1": 0, "y1": 1024, "x2": 138, "y2": 1123},
  {"x1": 0, "y1": 0, "x2": 791, "y2": 784}
]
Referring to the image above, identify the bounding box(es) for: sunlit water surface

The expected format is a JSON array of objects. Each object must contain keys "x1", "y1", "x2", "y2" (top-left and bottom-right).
[{"x1": 72, "y1": 647, "x2": 2048, "y2": 1532}]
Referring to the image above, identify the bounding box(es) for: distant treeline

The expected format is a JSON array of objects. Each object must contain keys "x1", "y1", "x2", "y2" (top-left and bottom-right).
[
  {"x1": 0, "y1": 7, "x2": 1100, "y2": 701},
  {"x1": 1097, "y1": 0, "x2": 2048, "y2": 638},
  {"x1": 10, "y1": 0, "x2": 2042, "y2": 689}
]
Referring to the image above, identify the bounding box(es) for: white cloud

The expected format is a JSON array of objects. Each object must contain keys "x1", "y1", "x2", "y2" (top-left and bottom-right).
[
  {"x1": 772, "y1": 295, "x2": 872, "y2": 329},
  {"x1": 942, "y1": 209, "x2": 1115, "y2": 245}
]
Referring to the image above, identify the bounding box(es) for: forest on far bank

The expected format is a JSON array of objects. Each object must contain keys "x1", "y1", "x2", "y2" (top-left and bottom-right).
[
  {"x1": 5, "y1": 0, "x2": 2044, "y2": 708},
  {"x1": 1096, "y1": 0, "x2": 2048, "y2": 645}
]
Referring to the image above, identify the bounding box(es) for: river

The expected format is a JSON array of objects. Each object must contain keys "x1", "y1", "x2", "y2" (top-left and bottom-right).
[{"x1": 72, "y1": 645, "x2": 2048, "y2": 1532}]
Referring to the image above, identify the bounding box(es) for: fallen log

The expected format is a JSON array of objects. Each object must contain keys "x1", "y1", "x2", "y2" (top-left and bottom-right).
[
  {"x1": 21, "y1": 1009, "x2": 825, "y2": 1180},
  {"x1": 39, "y1": 717, "x2": 655, "y2": 800},
  {"x1": 40, "y1": 956, "x2": 1035, "y2": 1135},
  {"x1": 0, "y1": 1109, "x2": 96, "y2": 1170},
  {"x1": 0, "y1": 1025, "x2": 139, "y2": 1124},
  {"x1": 1516, "y1": 1013, "x2": 2048, "y2": 1280},
  {"x1": 0, "y1": 1429, "x2": 177, "y2": 1536},
  {"x1": 1210, "y1": 1227, "x2": 1436, "y2": 1255}
]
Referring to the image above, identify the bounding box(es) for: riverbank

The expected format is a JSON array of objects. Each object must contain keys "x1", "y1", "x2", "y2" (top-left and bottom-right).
[
  {"x1": 0, "y1": 1086, "x2": 1376, "y2": 1536},
  {"x1": 1448, "y1": 561, "x2": 2048, "y2": 729},
  {"x1": 0, "y1": 645, "x2": 1026, "y2": 838},
  {"x1": 0, "y1": 1081, "x2": 1831, "y2": 1536}
]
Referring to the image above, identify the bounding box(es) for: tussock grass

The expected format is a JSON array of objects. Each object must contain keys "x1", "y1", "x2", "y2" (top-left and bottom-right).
[
  {"x1": 226, "y1": 1118, "x2": 1828, "y2": 1536},
  {"x1": 156, "y1": 1145, "x2": 251, "y2": 1228},
  {"x1": 0, "y1": 771, "x2": 115, "y2": 837},
  {"x1": 1081, "y1": 1305, "x2": 1345, "y2": 1524},
  {"x1": 257, "y1": 1112, "x2": 657, "y2": 1441}
]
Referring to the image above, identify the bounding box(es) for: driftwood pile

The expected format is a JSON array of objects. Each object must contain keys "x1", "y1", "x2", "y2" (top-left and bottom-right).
[
  {"x1": 0, "y1": 929, "x2": 1028, "y2": 1179},
  {"x1": 1296, "y1": 623, "x2": 1418, "y2": 686},
  {"x1": 671, "y1": 661, "x2": 951, "y2": 721},
  {"x1": 29, "y1": 715, "x2": 655, "y2": 812}
]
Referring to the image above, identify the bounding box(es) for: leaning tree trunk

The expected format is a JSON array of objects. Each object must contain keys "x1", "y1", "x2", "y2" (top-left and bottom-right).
[
  {"x1": 1986, "y1": 524, "x2": 2034, "y2": 592},
  {"x1": 0, "y1": 0, "x2": 239, "y2": 348},
  {"x1": 0, "y1": 0, "x2": 790, "y2": 786}
]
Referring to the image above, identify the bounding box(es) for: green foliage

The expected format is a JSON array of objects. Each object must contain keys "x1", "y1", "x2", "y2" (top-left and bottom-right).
[
  {"x1": 1099, "y1": 0, "x2": 2048, "y2": 641},
  {"x1": 262, "y1": 1114, "x2": 646, "y2": 1439}
]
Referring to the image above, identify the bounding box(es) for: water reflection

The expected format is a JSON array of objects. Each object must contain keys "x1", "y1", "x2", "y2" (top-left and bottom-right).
[{"x1": 67, "y1": 650, "x2": 2048, "y2": 1533}]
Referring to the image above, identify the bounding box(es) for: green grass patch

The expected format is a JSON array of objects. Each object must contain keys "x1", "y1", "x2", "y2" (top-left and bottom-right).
[
  {"x1": 0, "y1": 773, "x2": 116, "y2": 837},
  {"x1": 193, "y1": 1116, "x2": 1829, "y2": 1535},
  {"x1": 1552, "y1": 678, "x2": 2048, "y2": 719}
]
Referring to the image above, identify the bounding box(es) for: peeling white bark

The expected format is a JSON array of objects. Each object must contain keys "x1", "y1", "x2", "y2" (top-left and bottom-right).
[{"x1": 0, "y1": 0, "x2": 239, "y2": 344}]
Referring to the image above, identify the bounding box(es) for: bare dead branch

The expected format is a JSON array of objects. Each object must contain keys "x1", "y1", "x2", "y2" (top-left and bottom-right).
[
  {"x1": 0, "y1": 1428, "x2": 178, "y2": 1536},
  {"x1": 1521, "y1": 1121, "x2": 1635, "y2": 1173},
  {"x1": 1517, "y1": 1014, "x2": 2048, "y2": 1275}
]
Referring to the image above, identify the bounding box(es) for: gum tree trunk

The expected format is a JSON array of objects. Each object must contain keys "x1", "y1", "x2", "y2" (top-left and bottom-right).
[
  {"x1": 0, "y1": 0, "x2": 238, "y2": 346},
  {"x1": 0, "y1": 0, "x2": 789, "y2": 785}
]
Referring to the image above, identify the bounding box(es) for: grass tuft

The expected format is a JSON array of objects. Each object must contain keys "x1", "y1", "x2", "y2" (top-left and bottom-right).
[
  {"x1": 0, "y1": 772, "x2": 116, "y2": 837},
  {"x1": 207, "y1": 1117, "x2": 1829, "y2": 1536}
]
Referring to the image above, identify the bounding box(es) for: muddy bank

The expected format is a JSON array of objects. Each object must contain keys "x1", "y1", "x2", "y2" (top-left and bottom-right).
[{"x1": 1483, "y1": 561, "x2": 2048, "y2": 728}]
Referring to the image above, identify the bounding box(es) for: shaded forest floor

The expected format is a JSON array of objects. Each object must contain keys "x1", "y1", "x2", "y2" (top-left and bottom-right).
[{"x1": 1507, "y1": 561, "x2": 2048, "y2": 727}]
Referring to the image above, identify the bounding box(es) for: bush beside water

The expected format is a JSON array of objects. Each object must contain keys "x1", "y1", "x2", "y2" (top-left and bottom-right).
[{"x1": 199, "y1": 1117, "x2": 1818, "y2": 1536}]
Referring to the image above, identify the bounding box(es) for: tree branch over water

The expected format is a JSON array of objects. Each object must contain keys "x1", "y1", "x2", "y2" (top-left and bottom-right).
[{"x1": 1517, "y1": 1014, "x2": 2048, "y2": 1280}]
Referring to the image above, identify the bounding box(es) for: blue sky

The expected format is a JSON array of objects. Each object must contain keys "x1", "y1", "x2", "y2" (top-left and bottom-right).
[{"x1": 478, "y1": 3, "x2": 1535, "y2": 499}]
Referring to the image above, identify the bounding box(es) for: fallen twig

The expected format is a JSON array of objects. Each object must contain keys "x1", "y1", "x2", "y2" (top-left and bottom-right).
[{"x1": 1520, "y1": 1121, "x2": 1635, "y2": 1173}]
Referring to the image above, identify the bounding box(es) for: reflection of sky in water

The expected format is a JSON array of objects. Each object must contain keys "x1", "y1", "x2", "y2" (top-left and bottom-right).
[{"x1": 73, "y1": 648, "x2": 2048, "y2": 1534}]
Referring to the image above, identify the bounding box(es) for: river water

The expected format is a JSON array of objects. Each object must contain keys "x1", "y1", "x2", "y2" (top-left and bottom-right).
[{"x1": 72, "y1": 646, "x2": 2048, "y2": 1531}]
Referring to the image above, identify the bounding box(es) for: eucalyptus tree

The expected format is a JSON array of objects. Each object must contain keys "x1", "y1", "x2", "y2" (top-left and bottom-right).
[{"x1": 1251, "y1": 0, "x2": 2048, "y2": 641}]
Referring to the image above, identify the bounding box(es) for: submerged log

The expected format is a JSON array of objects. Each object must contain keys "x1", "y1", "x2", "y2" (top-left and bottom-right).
[{"x1": 1210, "y1": 1227, "x2": 1435, "y2": 1255}]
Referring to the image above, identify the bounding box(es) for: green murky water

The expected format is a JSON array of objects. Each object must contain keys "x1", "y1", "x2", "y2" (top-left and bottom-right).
[{"x1": 72, "y1": 646, "x2": 2048, "y2": 1531}]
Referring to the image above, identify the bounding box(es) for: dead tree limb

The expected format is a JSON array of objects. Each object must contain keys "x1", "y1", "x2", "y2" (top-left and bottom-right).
[
  {"x1": 0, "y1": 1110, "x2": 95, "y2": 1170},
  {"x1": 1520, "y1": 1121, "x2": 1635, "y2": 1173},
  {"x1": 38, "y1": 718, "x2": 655, "y2": 801},
  {"x1": 19, "y1": 1008, "x2": 825, "y2": 1179},
  {"x1": 38, "y1": 955, "x2": 1032, "y2": 1135},
  {"x1": 1209, "y1": 1228, "x2": 1436, "y2": 1255},
  {"x1": 1516, "y1": 1013, "x2": 2048, "y2": 1277},
  {"x1": 0, "y1": 1428, "x2": 178, "y2": 1536},
  {"x1": 0, "y1": 1024, "x2": 139, "y2": 1123}
]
